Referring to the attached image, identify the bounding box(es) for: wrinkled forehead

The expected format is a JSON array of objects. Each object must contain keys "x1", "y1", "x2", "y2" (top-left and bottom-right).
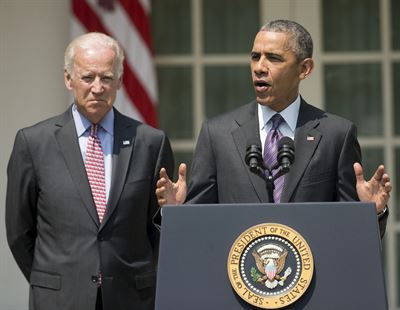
[{"x1": 72, "y1": 46, "x2": 117, "y2": 73}]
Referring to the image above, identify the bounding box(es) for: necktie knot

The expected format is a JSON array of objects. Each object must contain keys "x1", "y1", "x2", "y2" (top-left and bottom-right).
[
  {"x1": 270, "y1": 114, "x2": 284, "y2": 131},
  {"x1": 90, "y1": 124, "x2": 99, "y2": 137}
]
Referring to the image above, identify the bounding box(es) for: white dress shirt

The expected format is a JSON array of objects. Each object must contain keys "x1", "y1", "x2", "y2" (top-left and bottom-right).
[{"x1": 258, "y1": 95, "x2": 301, "y2": 155}]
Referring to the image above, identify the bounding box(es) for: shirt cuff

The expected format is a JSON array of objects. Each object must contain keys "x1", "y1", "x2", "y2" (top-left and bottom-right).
[{"x1": 377, "y1": 206, "x2": 388, "y2": 220}]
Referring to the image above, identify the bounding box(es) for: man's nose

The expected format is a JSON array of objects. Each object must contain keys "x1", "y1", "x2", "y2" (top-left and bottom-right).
[
  {"x1": 254, "y1": 58, "x2": 268, "y2": 74},
  {"x1": 91, "y1": 77, "x2": 104, "y2": 93}
]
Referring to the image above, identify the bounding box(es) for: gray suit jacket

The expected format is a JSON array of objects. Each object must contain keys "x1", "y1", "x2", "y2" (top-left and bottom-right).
[
  {"x1": 6, "y1": 107, "x2": 174, "y2": 310},
  {"x1": 186, "y1": 99, "x2": 387, "y2": 236}
]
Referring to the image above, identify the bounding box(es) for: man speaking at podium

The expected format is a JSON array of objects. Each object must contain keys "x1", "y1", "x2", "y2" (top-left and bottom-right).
[{"x1": 156, "y1": 20, "x2": 391, "y2": 237}]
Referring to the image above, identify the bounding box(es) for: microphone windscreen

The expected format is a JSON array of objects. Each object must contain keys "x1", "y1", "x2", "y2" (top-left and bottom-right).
[
  {"x1": 278, "y1": 136, "x2": 294, "y2": 150},
  {"x1": 277, "y1": 136, "x2": 295, "y2": 167},
  {"x1": 245, "y1": 139, "x2": 263, "y2": 169}
]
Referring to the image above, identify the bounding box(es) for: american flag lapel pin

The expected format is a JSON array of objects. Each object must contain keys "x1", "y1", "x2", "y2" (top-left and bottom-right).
[
  {"x1": 307, "y1": 136, "x2": 315, "y2": 141},
  {"x1": 123, "y1": 140, "x2": 130, "y2": 145}
]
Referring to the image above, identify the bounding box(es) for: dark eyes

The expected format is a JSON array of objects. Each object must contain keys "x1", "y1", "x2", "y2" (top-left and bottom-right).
[
  {"x1": 268, "y1": 55, "x2": 282, "y2": 62},
  {"x1": 82, "y1": 76, "x2": 94, "y2": 83},
  {"x1": 251, "y1": 52, "x2": 260, "y2": 61},
  {"x1": 250, "y1": 52, "x2": 283, "y2": 62},
  {"x1": 81, "y1": 76, "x2": 114, "y2": 83}
]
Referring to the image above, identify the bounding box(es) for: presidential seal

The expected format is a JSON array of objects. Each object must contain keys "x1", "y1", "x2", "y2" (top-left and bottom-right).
[{"x1": 227, "y1": 223, "x2": 313, "y2": 309}]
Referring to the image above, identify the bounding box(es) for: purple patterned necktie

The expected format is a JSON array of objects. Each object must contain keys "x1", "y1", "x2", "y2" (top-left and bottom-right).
[{"x1": 263, "y1": 114, "x2": 285, "y2": 203}]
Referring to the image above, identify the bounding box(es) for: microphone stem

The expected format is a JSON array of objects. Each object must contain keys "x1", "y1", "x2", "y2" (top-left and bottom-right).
[
  {"x1": 253, "y1": 166, "x2": 275, "y2": 203},
  {"x1": 266, "y1": 174, "x2": 275, "y2": 203}
]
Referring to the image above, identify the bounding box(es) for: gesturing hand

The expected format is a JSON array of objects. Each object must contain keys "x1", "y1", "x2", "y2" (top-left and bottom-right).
[
  {"x1": 353, "y1": 162, "x2": 391, "y2": 214},
  {"x1": 156, "y1": 163, "x2": 187, "y2": 206}
]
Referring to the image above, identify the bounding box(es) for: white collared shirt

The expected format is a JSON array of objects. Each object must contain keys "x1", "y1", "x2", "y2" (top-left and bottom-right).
[{"x1": 258, "y1": 95, "x2": 300, "y2": 155}]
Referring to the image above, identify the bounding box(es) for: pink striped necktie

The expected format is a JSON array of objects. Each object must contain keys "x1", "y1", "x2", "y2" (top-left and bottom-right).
[
  {"x1": 85, "y1": 124, "x2": 107, "y2": 222},
  {"x1": 263, "y1": 114, "x2": 285, "y2": 203}
]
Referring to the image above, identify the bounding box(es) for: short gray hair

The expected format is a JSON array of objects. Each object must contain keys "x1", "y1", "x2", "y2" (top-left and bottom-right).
[
  {"x1": 260, "y1": 20, "x2": 313, "y2": 60},
  {"x1": 64, "y1": 32, "x2": 125, "y2": 78}
]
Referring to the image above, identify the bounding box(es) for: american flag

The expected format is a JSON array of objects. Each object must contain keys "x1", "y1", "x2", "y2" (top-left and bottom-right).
[{"x1": 71, "y1": 0, "x2": 158, "y2": 127}]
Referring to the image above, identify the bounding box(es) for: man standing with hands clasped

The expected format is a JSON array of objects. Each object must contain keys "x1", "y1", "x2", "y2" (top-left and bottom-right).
[
  {"x1": 6, "y1": 32, "x2": 174, "y2": 310},
  {"x1": 156, "y1": 20, "x2": 391, "y2": 237}
]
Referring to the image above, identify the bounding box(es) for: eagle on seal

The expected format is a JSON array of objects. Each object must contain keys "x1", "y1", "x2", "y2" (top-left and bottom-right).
[{"x1": 252, "y1": 244, "x2": 292, "y2": 289}]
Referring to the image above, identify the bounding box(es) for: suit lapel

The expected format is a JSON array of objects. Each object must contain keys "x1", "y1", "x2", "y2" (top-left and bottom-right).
[
  {"x1": 101, "y1": 109, "x2": 136, "y2": 228},
  {"x1": 232, "y1": 102, "x2": 270, "y2": 202},
  {"x1": 280, "y1": 100, "x2": 323, "y2": 202},
  {"x1": 54, "y1": 108, "x2": 100, "y2": 226}
]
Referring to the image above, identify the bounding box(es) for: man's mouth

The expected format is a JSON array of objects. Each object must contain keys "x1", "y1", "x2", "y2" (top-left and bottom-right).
[
  {"x1": 89, "y1": 99, "x2": 105, "y2": 103},
  {"x1": 254, "y1": 80, "x2": 271, "y2": 92}
]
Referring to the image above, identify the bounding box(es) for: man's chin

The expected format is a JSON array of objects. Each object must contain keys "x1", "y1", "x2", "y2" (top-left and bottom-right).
[
  {"x1": 80, "y1": 106, "x2": 112, "y2": 123},
  {"x1": 256, "y1": 97, "x2": 272, "y2": 106}
]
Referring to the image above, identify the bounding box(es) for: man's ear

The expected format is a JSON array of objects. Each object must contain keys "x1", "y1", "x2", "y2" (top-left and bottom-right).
[
  {"x1": 64, "y1": 69, "x2": 73, "y2": 90},
  {"x1": 299, "y1": 58, "x2": 314, "y2": 80}
]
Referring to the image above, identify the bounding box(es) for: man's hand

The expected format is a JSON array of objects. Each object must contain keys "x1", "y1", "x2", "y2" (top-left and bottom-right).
[
  {"x1": 156, "y1": 163, "x2": 187, "y2": 206},
  {"x1": 354, "y1": 162, "x2": 392, "y2": 214}
]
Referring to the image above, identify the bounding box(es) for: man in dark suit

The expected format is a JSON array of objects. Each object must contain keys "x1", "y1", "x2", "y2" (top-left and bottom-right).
[
  {"x1": 156, "y1": 20, "x2": 390, "y2": 236},
  {"x1": 6, "y1": 32, "x2": 174, "y2": 310}
]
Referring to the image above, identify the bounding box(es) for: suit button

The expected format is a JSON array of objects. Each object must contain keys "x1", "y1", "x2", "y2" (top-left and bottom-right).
[
  {"x1": 98, "y1": 236, "x2": 104, "y2": 241},
  {"x1": 91, "y1": 275, "x2": 98, "y2": 283}
]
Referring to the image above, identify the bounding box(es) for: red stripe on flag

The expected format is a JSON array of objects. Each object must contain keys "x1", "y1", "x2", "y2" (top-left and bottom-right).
[
  {"x1": 117, "y1": 0, "x2": 154, "y2": 52},
  {"x1": 72, "y1": 0, "x2": 158, "y2": 127},
  {"x1": 72, "y1": 0, "x2": 107, "y2": 33},
  {"x1": 123, "y1": 64, "x2": 158, "y2": 127}
]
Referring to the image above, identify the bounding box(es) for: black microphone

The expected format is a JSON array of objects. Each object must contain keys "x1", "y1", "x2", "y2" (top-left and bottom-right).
[
  {"x1": 245, "y1": 140, "x2": 263, "y2": 173},
  {"x1": 277, "y1": 136, "x2": 295, "y2": 172}
]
